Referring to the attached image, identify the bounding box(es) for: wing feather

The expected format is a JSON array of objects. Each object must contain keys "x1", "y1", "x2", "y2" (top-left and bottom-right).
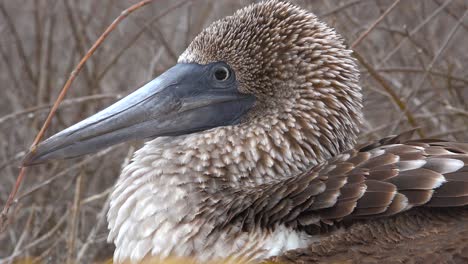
[
  {"x1": 219, "y1": 133, "x2": 468, "y2": 232},
  {"x1": 399, "y1": 190, "x2": 433, "y2": 205}
]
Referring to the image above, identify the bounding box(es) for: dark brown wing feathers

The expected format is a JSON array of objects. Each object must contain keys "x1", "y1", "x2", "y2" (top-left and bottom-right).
[
  {"x1": 325, "y1": 137, "x2": 468, "y2": 221},
  {"x1": 229, "y1": 133, "x2": 468, "y2": 231},
  {"x1": 328, "y1": 136, "x2": 468, "y2": 220}
]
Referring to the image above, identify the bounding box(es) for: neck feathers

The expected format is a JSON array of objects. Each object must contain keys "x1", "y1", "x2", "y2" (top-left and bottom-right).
[{"x1": 107, "y1": 111, "x2": 359, "y2": 262}]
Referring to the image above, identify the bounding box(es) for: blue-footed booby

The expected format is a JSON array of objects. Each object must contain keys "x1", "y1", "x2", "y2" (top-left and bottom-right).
[{"x1": 23, "y1": 1, "x2": 468, "y2": 263}]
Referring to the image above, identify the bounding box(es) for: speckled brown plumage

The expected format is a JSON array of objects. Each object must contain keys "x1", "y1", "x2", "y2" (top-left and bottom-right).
[
  {"x1": 102, "y1": 1, "x2": 468, "y2": 262},
  {"x1": 22, "y1": 0, "x2": 466, "y2": 263}
]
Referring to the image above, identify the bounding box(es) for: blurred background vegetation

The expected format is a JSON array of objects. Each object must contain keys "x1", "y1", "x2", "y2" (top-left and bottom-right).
[{"x1": 0, "y1": 0, "x2": 467, "y2": 263}]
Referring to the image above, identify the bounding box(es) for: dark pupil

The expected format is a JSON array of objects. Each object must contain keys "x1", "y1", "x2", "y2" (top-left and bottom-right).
[{"x1": 214, "y1": 68, "x2": 228, "y2": 81}]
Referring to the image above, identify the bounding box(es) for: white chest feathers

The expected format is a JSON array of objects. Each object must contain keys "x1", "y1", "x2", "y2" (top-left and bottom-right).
[{"x1": 107, "y1": 175, "x2": 313, "y2": 263}]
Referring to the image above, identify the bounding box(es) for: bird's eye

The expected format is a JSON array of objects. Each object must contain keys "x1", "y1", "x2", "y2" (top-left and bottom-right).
[{"x1": 214, "y1": 66, "x2": 230, "y2": 81}]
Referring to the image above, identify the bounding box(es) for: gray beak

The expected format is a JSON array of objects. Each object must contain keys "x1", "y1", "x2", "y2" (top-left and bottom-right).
[{"x1": 23, "y1": 62, "x2": 255, "y2": 166}]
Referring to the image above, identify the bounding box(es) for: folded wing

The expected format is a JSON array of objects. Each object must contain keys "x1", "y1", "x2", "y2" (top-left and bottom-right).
[{"x1": 221, "y1": 132, "x2": 468, "y2": 231}]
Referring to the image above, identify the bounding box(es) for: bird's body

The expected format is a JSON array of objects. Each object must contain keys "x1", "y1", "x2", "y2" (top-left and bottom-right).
[
  {"x1": 23, "y1": 1, "x2": 468, "y2": 263},
  {"x1": 276, "y1": 207, "x2": 468, "y2": 264},
  {"x1": 108, "y1": 131, "x2": 468, "y2": 263}
]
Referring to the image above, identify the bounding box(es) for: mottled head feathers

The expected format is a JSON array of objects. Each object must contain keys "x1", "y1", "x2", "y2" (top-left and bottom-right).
[{"x1": 180, "y1": 0, "x2": 362, "y2": 163}]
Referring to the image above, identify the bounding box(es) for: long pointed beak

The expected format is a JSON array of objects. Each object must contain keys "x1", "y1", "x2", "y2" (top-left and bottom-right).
[{"x1": 23, "y1": 63, "x2": 255, "y2": 166}]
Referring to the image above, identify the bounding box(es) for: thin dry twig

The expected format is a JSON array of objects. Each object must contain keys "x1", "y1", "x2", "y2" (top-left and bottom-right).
[
  {"x1": 447, "y1": 106, "x2": 468, "y2": 118},
  {"x1": 63, "y1": 0, "x2": 96, "y2": 90},
  {"x1": 80, "y1": 187, "x2": 113, "y2": 206},
  {"x1": 351, "y1": 0, "x2": 401, "y2": 49},
  {"x1": 97, "y1": 0, "x2": 192, "y2": 81},
  {"x1": 16, "y1": 147, "x2": 116, "y2": 202},
  {"x1": 0, "y1": 2, "x2": 36, "y2": 84},
  {"x1": 0, "y1": 0, "x2": 156, "y2": 232},
  {"x1": 0, "y1": 210, "x2": 68, "y2": 262},
  {"x1": 75, "y1": 193, "x2": 111, "y2": 263},
  {"x1": 378, "y1": 0, "x2": 453, "y2": 66},
  {"x1": 6, "y1": 208, "x2": 34, "y2": 264},
  {"x1": 406, "y1": 9, "x2": 468, "y2": 103},
  {"x1": 66, "y1": 173, "x2": 83, "y2": 264},
  {"x1": 0, "y1": 94, "x2": 120, "y2": 125},
  {"x1": 31, "y1": 235, "x2": 63, "y2": 264},
  {"x1": 30, "y1": 0, "x2": 155, "y2": 149},
  {"x1": 389, "y1": 9, "x2": 468, "y2": 134},
  {"x1": 353, "y1": 51, "x2": 424, "y2": 137},
  {"x1": 370, "y1": 67, "x2": 468, "y2": 85},
  {"x1": 319, "y1": 0, "x2": 372, "y2": 17},
  {"x1": 347, "y1": 0, "x2": 418, "y2": 136},
  {"x1": 76, "y1": 145, "x2": 136, "y2": 262}
]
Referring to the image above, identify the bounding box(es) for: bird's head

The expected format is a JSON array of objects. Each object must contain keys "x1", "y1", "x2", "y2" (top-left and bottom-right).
[{"x1": 23, "y1": 0, "x2": 362, "y2": 166}]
